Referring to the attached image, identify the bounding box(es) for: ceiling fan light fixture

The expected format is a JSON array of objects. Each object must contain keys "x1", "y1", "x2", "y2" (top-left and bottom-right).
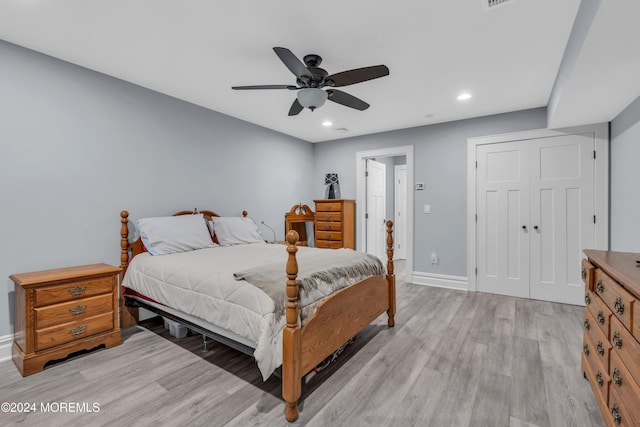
[{"x1": 297, "y1": 88, "x2": 328, "y2": 111}]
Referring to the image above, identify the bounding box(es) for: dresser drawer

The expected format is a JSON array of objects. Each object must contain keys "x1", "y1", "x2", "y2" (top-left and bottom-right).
[
  {"x1": 35, "y1": 312, "x2": 114, "y2": 352},
  {"x1": 34, "y1": 276, "x2": 114, "y2": 307},
  {"x1": 610, "y1": 351, "x2": 640, "y2": 425},
  {"x1": 582, "y1": 348, "x2": 610, "y2": 407},
  {"x1": 315, "y1": 202, "x2": 343, "y2": 212},
  {"x1": 315, "y1": 221, "x2": 342, "y2": 232},
  {"x1": 585, "y1": 311, "x2": 611, "y2": 373},
  {"x1": 35, "y1": 293, "x2": 113, "y2": 329},
  {"x1": 595, "y1": 268, "x2": 635, "y2": 331},
  {"x1": 315, "y1": 240, "x2": 343, "y2": 249},
  {"x1": 317, "y1": 231, "x2": 342, "y2": 241},
  {"x1": 586, "y1": 291, "x2": 611, "y2": 340},
  {"x1": 582, "y1": 258, "x2": 595, "y2": 292},
  {"x1": 316, "y1": 211, "x2": 342, "y2": 222},
  {"x1": 608, "y1": 388, "x2": 635, "y2": 427},
  {"x1": 610, "y1": 316, "x2": 640, "y2": 387}
]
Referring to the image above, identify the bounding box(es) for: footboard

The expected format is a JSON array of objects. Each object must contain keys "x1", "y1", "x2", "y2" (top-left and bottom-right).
[{"x1": 282, "y1": 220, "x2": 395, "y2": 422}]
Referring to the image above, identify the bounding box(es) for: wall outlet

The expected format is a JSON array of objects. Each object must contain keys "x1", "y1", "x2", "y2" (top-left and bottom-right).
[{"x1": 431, "y1": 252, "x2": 438, "y2": 264}]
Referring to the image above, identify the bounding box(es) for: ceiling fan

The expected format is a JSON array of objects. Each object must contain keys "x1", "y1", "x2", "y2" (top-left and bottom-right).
[{"x1": 232, "y1": 47, "x2": 389, "y2": 116}]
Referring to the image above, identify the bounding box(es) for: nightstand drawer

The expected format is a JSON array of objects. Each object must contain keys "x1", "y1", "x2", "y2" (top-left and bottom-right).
[
  {"x1": 34, "y1": 276, "x2": 114, "y2": 306},
  {"x1": 316, "y1": 221, "x2": 342, "y2": 231},
  {"x1": 35, "y1": 293, "x2": 113, "y2": 329},
  {"x1": 36, "y1": 312, "x2": 114, "y2": 352},
  {"x1": 315, "y1": 240, "x2": 343, "y2": 249}
]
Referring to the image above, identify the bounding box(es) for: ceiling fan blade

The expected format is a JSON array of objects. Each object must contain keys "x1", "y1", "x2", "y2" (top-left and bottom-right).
[
  {"x1": 288, "y1": 98, "x2": 304, "y2": 116},
  {"x1": 232, "y1": 85, "x2": 298, "y2": 90},
  {"x1": 327, "y1": 89, "x2": 370, "y2": 111},
  {"x1": 326, "y1": 65, "x2": 389, "y2": 87},
  {"x1": 273, "y1": 47, "x2": 311, "y2": 80}
]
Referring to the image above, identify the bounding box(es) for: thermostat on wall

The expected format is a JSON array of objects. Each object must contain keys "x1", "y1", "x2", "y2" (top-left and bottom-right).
[{"x1": 415, "y1": 182, "x2": 424, "y2": 190}]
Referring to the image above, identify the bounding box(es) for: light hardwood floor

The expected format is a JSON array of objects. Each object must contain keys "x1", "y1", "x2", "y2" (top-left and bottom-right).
[{"x1": 0, "y1": 262, "x2": 604, "y2": 426}]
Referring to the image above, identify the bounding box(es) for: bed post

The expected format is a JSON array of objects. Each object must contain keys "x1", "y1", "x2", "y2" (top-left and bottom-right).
[
  {"x1": 282, "y1": 230, "x2": 301, "y2": 422},
  {"x1": 120, "y1": 210, "x2": 139, "y2": 327},
  {"x1": 386, "y1": 220, "x2": 396, "y2": 327}
]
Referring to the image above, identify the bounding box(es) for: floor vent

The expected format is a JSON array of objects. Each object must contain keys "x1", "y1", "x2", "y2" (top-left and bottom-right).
[{"x1": 486, "y1": 0, "x2": 513, "y2": 9}]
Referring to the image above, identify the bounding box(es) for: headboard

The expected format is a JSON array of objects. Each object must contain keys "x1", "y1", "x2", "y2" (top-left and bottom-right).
[{"x1": 119, "y1": 208, "x2": 247, "y2": 274}]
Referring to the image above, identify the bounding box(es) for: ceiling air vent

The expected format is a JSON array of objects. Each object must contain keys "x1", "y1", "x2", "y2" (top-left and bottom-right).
[{"x1": 485, "y1": 0, "x2": 513, "y2": 9}]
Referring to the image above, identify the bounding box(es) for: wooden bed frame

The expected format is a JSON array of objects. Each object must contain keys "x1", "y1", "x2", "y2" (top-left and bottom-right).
[{"x1": 119, "y1": 208, "x2": 396, "y2": 422}]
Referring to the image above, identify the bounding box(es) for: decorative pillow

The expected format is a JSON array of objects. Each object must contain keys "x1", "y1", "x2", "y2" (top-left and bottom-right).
[
  {"x1": 137, "y1": 214, "x2": 217, "y2": 256},
  {"x1": 211, "y1": 216, "x2": 265, "y2": 246}
]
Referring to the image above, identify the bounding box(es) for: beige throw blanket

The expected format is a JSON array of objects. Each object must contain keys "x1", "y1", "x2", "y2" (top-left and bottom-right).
[{"x1": 234, "y1": 249, "x2": 385, "y2": 321}]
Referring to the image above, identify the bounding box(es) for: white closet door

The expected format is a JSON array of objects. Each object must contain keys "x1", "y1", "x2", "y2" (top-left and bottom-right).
[
  {"x1": 529, "y1": 134, "x2": 595, "y2": 305},
  {"x1": 476, "y1": 141, "x2": 530, "y2": 299}
]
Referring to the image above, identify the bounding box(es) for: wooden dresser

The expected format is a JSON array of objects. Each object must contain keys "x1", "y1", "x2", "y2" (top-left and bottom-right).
[
  {"x1": 314, "y1": 199, "x2": 355, "y2": 249},
  {"x1": 11, "y1": 263, "x2": 121, "y2": 376},
  {"x1": 582, "y1": 250, "x2": 640, "y2": 427}
]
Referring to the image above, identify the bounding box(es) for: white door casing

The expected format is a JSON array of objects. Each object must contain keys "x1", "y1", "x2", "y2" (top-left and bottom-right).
[
  {"x1": 356, "y1": 145, "x2": 414, "y2": 283},
  {"x1": 394, "y1": 164, "x2": 407, "y2": 260}
]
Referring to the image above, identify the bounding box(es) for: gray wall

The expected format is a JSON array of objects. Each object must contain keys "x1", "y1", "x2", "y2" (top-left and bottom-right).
[
  {"x1": 0, "y1": 41, "x2": 314, "y2": 337},
  {"x1": 610, "y1": 95, "x2": 640, "y2": 252},
  {"x1": 313, "y1": 109, "x2": 548, "y2": 276}
]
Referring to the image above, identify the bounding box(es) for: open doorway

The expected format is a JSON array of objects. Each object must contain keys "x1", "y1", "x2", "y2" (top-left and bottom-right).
[{"x1": 356, "y1": 146, "x2": 414, "y2": 283}]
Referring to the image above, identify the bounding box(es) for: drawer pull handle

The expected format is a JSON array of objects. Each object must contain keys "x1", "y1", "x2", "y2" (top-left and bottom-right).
[
  {"x1": 325, "y1": 243, "x2": 331, "y2": 248},
  {"x1": 325, "y1": 215, "x2": 331, "y2": 220},
  {"x1": 583, "y1": 319, "x2": 590, "y2": 331},
  {"x1": 68, "y1": 286, "x2": 87, "y2": 296},
  {"x1": 584, "y1": 293, "x2": 591, "y2": 305},
  {"x1": 325, "y1": 233, "x2": 331, "y2": 239},
  {"x1": 597, "y1": 311, "x2": 605, "y2": 325},
  {"x1": 596, "y1": 341, "x2": 605, "y2": 356},
  {"x1": 596, "y1": 371, "x2": 603, "y2": 387},
  {"x1": 325, "y1": 225, "x2": 331, "y2": 230},
  {"x1": 596, "y1": 279, "x2": 604, "y2": 294},
  {"x1": 325, "y1": 206, "x2": 332, "y2": 210},
  {"x1": 583, "y1": 344, "x2": 590, "y2": 356},
  {"x1": 581, "y1": 269, "x2": 587, "y2": 280},
  {"x1": 69, "y1": 305, "x2": 87, "y2": 315},
  {"x1": 613, "y1": 331, "x2": 622, "y2": 349},
  {"x1": 612, "y1": 368, "x2": 622, "y2": 386},
  {"x1": 611, "y1": 404, "x2": 621, "y2": 425},
  {"x1": 614, "y1": 298, "x2": 624, "y2": 315},
  {"x1": 69, "y1": 325, "x2": 88, "y2": 336}
]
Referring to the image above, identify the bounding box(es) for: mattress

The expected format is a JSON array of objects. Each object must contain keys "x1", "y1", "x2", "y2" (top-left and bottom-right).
[{"x1": 121, "y1": 243, "x2": 383, "y2": 379}]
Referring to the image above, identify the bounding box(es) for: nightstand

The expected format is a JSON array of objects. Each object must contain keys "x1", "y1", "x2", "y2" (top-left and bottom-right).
[{"x1": 11, "y1": 263, "x2": 122, "y2": 376}]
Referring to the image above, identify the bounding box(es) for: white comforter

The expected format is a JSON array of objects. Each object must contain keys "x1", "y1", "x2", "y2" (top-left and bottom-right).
[{"x1": 121, "y1": 243, "x2": 381, "y2": 379}]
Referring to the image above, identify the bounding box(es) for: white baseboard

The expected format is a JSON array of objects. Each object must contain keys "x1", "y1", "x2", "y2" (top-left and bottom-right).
[
  {"x1": 0, "y1": 334, "x2": 14, "y2": 362},
  {"x1": 412, "y1": 271, "x2": 469, "y2": 291}
]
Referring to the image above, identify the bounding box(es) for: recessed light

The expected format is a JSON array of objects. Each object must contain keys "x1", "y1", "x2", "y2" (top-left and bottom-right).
[
  {"x1": 322, "y1": 120, "x2": 333, "y2": 127},
  {"x1": 457, "y1": 93, "x2": 472, "y2": 101}
]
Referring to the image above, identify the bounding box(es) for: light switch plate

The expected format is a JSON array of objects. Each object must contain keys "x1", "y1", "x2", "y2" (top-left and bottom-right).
[{"x1": 424, "y1": 204, "x2": 431, "y2": 214}]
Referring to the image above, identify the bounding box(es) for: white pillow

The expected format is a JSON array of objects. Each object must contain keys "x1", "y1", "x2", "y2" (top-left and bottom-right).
[
  {"x1": 212, "y1": 217, "x2": 265, "y2": 246},
  {"x1": 137, "y1": 214, "x2": 216, "y2": 256}
]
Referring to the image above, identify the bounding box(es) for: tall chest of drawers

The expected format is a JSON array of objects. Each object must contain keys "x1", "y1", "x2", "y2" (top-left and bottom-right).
[
  {"x1": 582, "y1": 250, "x2": 640, "y2": 426},
  {"x1": 11, "y1": 263, "x2": 122, "y2": 376},
  {"x1": 314, "y1": 199, "x2": 355, "y2": 249}
]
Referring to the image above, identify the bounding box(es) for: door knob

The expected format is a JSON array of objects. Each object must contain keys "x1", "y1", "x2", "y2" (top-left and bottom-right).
[
  {"x1": 522, "y1": 225, "x2": 527, "y2": 230},
  {"x1": 533, "y1": 225, "x2": 539, "y2": 230}
]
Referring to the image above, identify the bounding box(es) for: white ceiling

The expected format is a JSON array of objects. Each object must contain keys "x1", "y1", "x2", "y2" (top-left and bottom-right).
[{"x1": 1, "y1": 0, "x2": 639, "y2": 143}]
